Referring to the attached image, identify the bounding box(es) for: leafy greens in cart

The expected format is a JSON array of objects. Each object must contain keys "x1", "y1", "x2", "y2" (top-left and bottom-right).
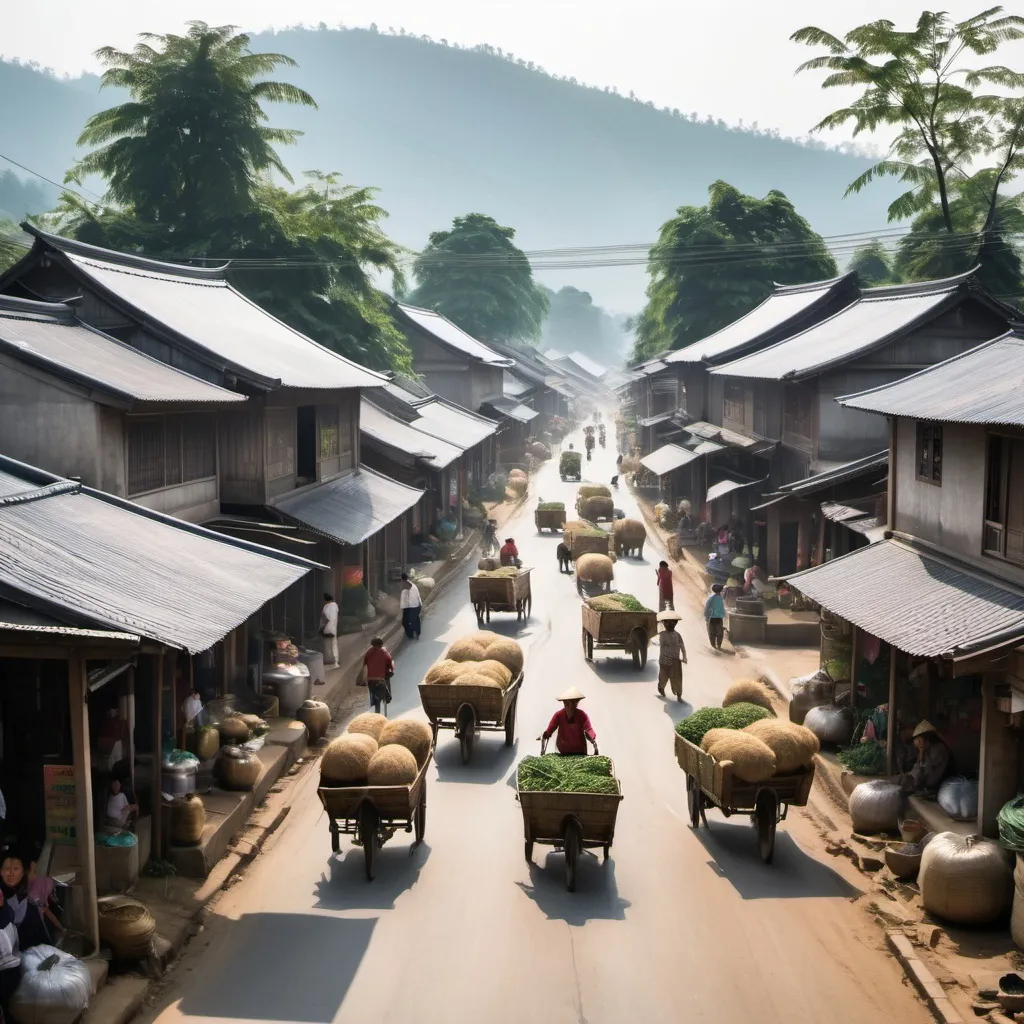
[{"x1": 517, "y1": 755, "x2": 620, "y2": 794}]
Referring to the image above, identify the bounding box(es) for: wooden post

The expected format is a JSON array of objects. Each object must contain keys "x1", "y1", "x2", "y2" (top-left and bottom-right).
[
  {"x1": 68, "y1": 652, "x2": 99, "y2": 954},
  {"x1": 125, "y1": 666, "x2": 136, "y2": 793},
  {"x1": 151, "y1": 652, "x2": 164, "y2": 864},
  {"x1": 886, "y1": 645, "x2": 897, "y2": 775},
  {"x1": 849, "y1": 625, "x2": 859, "y2": 712}
]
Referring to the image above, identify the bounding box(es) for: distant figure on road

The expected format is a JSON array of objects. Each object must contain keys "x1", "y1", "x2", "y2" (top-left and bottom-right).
[
  {"x1": 655, "y1": 560, "x2": 674, "y2": 612},
  {"x1": 500, "y1": 537, "x2": 521, "y2": 568},
  {"x1": 656, "y1": 611, "x2": 687, "y2": 702},
  {"x1": 320, "y1": 592, "x2": 339, "y2": 665},
  {"x1": 542, "y1": 688, "x2": 598, "y2": 755},
  {"x1": 704, "y1": 583, "x2": 726, "y2": 650},
  {"x1": 400, "y1": 574, "x2": 422, "y2": 639},
  {"x1": 362, "y1": 636, "x2": 395, "y2": 716},
  {"x1": 556, "y1": 542, "x2": 572, "y2": 574}
]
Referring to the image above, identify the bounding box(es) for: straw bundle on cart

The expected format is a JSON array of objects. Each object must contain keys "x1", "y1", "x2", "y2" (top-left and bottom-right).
[{"x1": 575, "y1": 553, "x2": 614, "y2": 584}]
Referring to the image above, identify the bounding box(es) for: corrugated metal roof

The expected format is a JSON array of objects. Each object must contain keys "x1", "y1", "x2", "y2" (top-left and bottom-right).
[
  {"x1": 684, "y1": 421, "x2": 775, "y2": 454},
  {"x1": 665, "y1": 275, "x2": 853, "y2": 365},
  {"x1": 637, "y1": 411, "x2": 676, "y2": 428},
  {"x1": 359, "y1": 399, "x2": 461, "y2": 469},
  {"x1": 384, "y1": 381, "x2": 426, "y2": 406},
  {"x1": 845, "y1": 516, "x2": 884, "y2": 537},
  {"x1": 821, "y1": 501, "x2": 873, "y2": 523},
  {"x1": 710, "y1": 275, "x2": 973, "y2": 381},
  {"x1": 503, "y1": 372, "x2": 531, "y2": 397},
  {"x1": 779, "y1": 538, "x2": 1024, "y2": 657},
  {"x1": 640, "y1": 444, "x2": 704, "y2": 476},
  {"x1": 566, "y1": 351, "x2": 608, "y2": 378},
  {"x1": 0, "y1": 460, "x2": 313, "y2": 652},
  {"x1": 0, "y1": 296, "x2": 244, "y2": 404},
  {"x1": 276, "y1": 466, "x2": 423, "y2": 545},
  {"x1": 412, "y1": 397, "x2": 499, "y2": 448},
  {"x1": 779, "y1": 451, "x2": 889, "y2": 495},
  {"x1": 398, "y1": 304, "x2": 512, "y2": 366},
  {"x1": 706, "y1": 477, "x2": 764, "y2": 503},
  {"x1": 483, "y1": 397, "x2": 539, "y2": 423},
  {"x1": 839, "y1": 331, "x2": 1024, "y2": 425},
  {"x1": 26, "y1": 229, "x2": 386, "y2": 391}
]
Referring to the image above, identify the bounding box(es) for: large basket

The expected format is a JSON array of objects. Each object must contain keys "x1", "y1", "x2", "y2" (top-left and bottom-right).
[
  {"x1": 518, "y1": 763, "x2": 623, "y2": 846},
  {"x1": 97, "y1": 896, "x2": 156, "y2": 961},
  {"x1": 535, "y1": 508, "x2": 567, "y2": 532},
  {"x1": 582, "y1": 605, "x2": 656, "y2": 646},
  {"x1": 318, "y1": 756, "x2": 429, "y2": 823},
  {"x1": 419, "y1": 680, "x2": 514, "y2": 726},
  {"x1": 567, "y1": 532, "x2": 610, "y2": 557}
]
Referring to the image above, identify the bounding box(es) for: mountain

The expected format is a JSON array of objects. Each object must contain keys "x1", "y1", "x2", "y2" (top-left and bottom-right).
[{"x1": 0, "y1": 27, "x2": 899, "y2": 310}]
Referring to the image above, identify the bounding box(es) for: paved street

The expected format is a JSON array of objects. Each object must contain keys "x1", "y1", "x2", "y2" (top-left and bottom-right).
[{"x1": 140, "y1": 425, "x2": 929, "y2": 1024}]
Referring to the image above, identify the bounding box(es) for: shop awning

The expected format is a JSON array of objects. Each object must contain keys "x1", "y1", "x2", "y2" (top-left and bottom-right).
[
  {"x1": 706, "y1": 477, "x2": 765, "y2": 503},
  {"x1": 482, "y1": 396, "x2": 539, "y2": 423},
  {"x1": 821, "y1": 501, "x2": 875, "y2": 523},
  {"x1": 640, "y1": 444, "x2": 703, "y2": 476},
  {"x1": 637, "y1": 411, "x2": 677, "y2": 428},
  {"x1": 777, "y1": 538, "x2": 1024, "y2": 658},
  {"x1": 276, "y1": 466, "x2": 424, "y2": 546},
  {"x1": 683, "y1": 421, "x2": 776, "y2": 455}
]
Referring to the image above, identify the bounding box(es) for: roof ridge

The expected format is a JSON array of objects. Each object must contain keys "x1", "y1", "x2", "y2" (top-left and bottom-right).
[
  {"x1": 861, "y1": 267, "x2": 979, "y2": 299},
  {"x1": 0, "y1": 294, "x2": 77, "y2": 322},
  {"x1": 773, "y1": 271, "x2": 856, "y2": 295},
  {"x1": 0, "y1": 480, "x2": 81, "y2": 507}
]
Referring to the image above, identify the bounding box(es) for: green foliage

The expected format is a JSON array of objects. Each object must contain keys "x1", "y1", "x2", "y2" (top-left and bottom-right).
[
  {"x1": 837, "y1": 741, "x2": 886, "y2": 775},
  {"x1": 675, "y1": 702, "x2": 772, "y2": 743},
  {"x1": 409, "y1": 213, "x2": 549, "y2": 342},
  {"x1": 539, "y1": 285, "x2": 626, "y2": 364},
  {"x1": 633, "y1": 181, "x2": 838, "y2": 360},
  {"x1": 0, "y1": 219, "x2": 26, "y2": 275},
  {"x1": 517, "y1": 755, "x2": 618, "y2": 794},
  {"x1": 587, "y1": 593, "x2": 651, "y2": 612},
  {"x1": 537, "y1": 501, "x2": 566, "y2": 510},
  {"x1": 0, "y1": 171, "x2": 56, "y2": 221},
  {"x1": 848, "y1": 240, "x2": 900, "y2": 286}
]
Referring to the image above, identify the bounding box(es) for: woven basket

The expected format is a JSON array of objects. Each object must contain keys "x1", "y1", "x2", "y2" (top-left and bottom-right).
[
  {"x1": 188, "y1": 725, "x2": 221, "y2": 762},
  {"x1": 297, "y1": 700, "x2": 331, "y2": 742},
  {"x1": 97, "y1": 896, "x2": 156, "y2": 961},
  {"x1": 885, "y1": 844, "x2": 923, "y2": 881},
  {"x1": 217, "y1": 716, "x2": 250, "y2": 744},
  {"x1": 919, "y1": 833, "x2": 1013, "y2": 925},
  {"x1": 170, "y1": 793, "x2": 206, "y2": 846},
  {"x1": 215, "y1": 746, "x2": 261, "y2": 791}
]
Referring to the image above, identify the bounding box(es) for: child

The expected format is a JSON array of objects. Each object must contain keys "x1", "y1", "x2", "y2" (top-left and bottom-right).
[
  {"x1": 556, "y1": 542, "x2": 572, "y2": 574},
  {"x1": 363, "y1": 636, "x2": 395, "y2": 716},
  {"x1": 704, "y1": 583, "x2": 726, "y2": 650},
  {"x1": 655, "y1": 560, "x2": 674, "y2": 612}
]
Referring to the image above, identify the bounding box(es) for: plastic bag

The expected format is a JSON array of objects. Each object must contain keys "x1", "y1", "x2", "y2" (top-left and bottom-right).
[
  {"x1": 938, "y1": 777, "x2": 979, "y2": 821},
  {"x1": 10, "y1": 946, "x2": 91, "y2": 1024},
  {"x1": 849, "y1": 779, "x2": 904, "y2": 834},
  {"x1": 919, "y1": 832, "x2": 1011, "y2": 925},
  {"x1": 162, "y1": 749, "x2": 199, "y2": 771}
]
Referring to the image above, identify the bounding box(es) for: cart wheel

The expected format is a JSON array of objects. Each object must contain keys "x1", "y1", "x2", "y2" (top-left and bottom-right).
[
  {"x1": 630, "y1": 629, "x2": 648, "y2": 668},
  {"x1": 431, "y1": 722, "x2": 439, "y2": 748},
  {"x1": 359, "y1": 804, "x2": 379, "y2": 881},
  {"x1": 603, "y1": 844, "x2": 610, "y2": 861},
  {"x1": 485, "y1": 604, "x2": 491, "y2": 624},
  {"x1": 755, "y1": 789, "x2": 779, "y2": 864},
  {"x1": 330, "y1": 825, "x2": 340, "y2": 854},
  {"x1": 524, "y1": 840, "x2": 534, "y2": 863},
  {"x1": 459, "y1": 705, "x2": 476, "y2": 764},
  {"x1": 474, "y1": 603, "x2": 484, "y2": 626},
  {"x1": 525, "y1": 594, "x2": 532, "y2": 619},
  {"x1": 415, "y1": 779, "x2": 427, "y2": 844},
  {"x1": 504, "y1": 695, "x2": 517, "y2": 746},
  {"x1": 564, "y1": 819, "x2": 582, "y2": 893},
  {"x1": 686, "y1": 776, "x2": 702, "y2": 828},
  {"x1": 582, "y1": 629, "x2": 594, "y2": 661}
]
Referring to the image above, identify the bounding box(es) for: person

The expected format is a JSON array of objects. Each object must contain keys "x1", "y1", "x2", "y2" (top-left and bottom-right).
[
  {"x1": 400, "y1": 574, "x2": 422, "y2": 639},
  {"x1": 104, "y1": 777, "x2": 138, "y2": 830},
  {"x1": 481, "y1": 518, "x2": 498, "y2": 556},
  {"x1": 0, "y1": 850, "x2": 55, "y2": 951},
  {"x1": 568, "y1": 443, "x2": 574, "y2": 451},
  {"x1": 901, "y1": 720, "x2": 952, "y2": 794},
  {"x1": 556, "y1": 541, "x2": 572, "y2": 574},
  {"x1": 616, "y1": 453, "x2": 623, "y2": 468},
  {"x1": 704, "y1": 583, "x2": 726, "y2": 650},
  {"x1": 0, "y1": 875, "x2": 18, "y2": 1022},
  {"x1": 655, "y1": 560, "x2": 674, "y2": 612},
  {"x1": 499, "y1": 537, "x2": 521, "y2": 568},
  {"x1": 656, "y1": 611, "x2": 687, "y2": 702},
  {"x1": 362, "y1": 636, "x2": 396, "y2": 715},
  {"x1": 610, "y1": 475, "x2": 619, "y2": 488},
  {"x1": 320, "y1": 592, "x2": 339, "y2": 666},
  {"x1": 541, "y1": 688, "x2": 598, "y2": 756}
]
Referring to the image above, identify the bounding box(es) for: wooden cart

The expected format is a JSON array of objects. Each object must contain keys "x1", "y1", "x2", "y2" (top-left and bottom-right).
[
  {"x1": 518, "y1": 759, "x2": 623, "y2": 892},
  {"x1": 563, "y1": 528, "x2": 610, "y2": 558},
  {"x1": 317, "y1": 753, "x2": 431, "y2": 880},
  {"x1": 674, "y1": 733, "x2": 814, "y2": 864},
  {"x1": 469, "y1": 569, "x2": 532, "y2": 623},
  {"x1": 581, "y1": 603, "x2": 656, "y2": 668},
  {"x1": 535, "y1": 507, "x2": 567, "y2": 533},
  {"x1": 559, "y1": 452, "x2": 582, "y2": 481},
  {"x1": 418, "y1": 672, "x2": 523, "y2": 764}
]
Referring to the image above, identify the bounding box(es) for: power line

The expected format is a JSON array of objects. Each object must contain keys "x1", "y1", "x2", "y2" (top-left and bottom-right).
[{"x1": 0, "y1": 153, "x2": 103, "y2": 204}]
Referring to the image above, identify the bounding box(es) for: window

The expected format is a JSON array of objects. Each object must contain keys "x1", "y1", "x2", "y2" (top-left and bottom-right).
[
  {"x1": 783, "y1": 388, "x2": 813, "y2": 439},
  {"x1": 127, "y1": 414, "x2": 215, "y2": 495},
  {"x1": 916, "y1": 423, "x2": 943, "y2": 485},
  {"x1": 723, "y1": 381, "x2": 746, "y2": 424},
  {"x1": 984, "y1": 433, "x2": 1024, "y2": 565},
  {"x1": 296, "y1": 406, "x2": 317, "y2": 483},
  {"x1": 319, "y1": 406, "x2": 340, "y2": 460}
]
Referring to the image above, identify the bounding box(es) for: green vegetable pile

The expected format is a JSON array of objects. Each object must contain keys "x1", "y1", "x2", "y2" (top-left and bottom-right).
[
  {"x1": 537, "y1": 501, "x2": 565, "y2": 511},
  {"x1": 517, "y1": 755, "x2": 620, "y2": 794},
  {"x1": 588, "y1": 593, "x2": 651, "y2": 613},
  {"x1": 574, "y1": 527, "x2": 608, "y2": 538},
  {"x1": 825, "y1": 658, "x2": 851, "y2": 681},
  {"x1": 836, "y1": 741, "x2": 885, "y2": 775},
  {"x1": 675, "y1": 702, "x2": 772, "y2": 744},
  {"x1": 474, "y1": 567, "x2": 520, "y2": 578}
]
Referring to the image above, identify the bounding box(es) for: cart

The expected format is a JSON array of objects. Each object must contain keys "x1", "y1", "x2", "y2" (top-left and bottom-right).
[
  {"x1": 559, "y1": 451, "x2": 582, "y2": 482},
  {"x1": 563, "y1": 527, "x2": 610, "y2": 558},
  {"x1": 469, "y1": 569, "x2": 532, "y2": 623},
  {"x1": 517, "y1": 755, "x2": 623, "y2": 892},
  {"x1": 675, "y1": 733, "x2": 814, "y2": 863},
  {"x1": 535, "y1": 507, "x2": 567, "y2": 533},
  {"x1": 581, "y1": 603, "x2": 656, "y2": 668},
  {"x1": 318, "y1": 753, "x2": 431, "y2": 880},
  {"x1": 419, "y1": 672, "x2": 523, "y2": 764}
]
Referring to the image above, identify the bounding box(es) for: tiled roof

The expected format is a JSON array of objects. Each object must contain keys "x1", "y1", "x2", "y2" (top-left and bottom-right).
[
  {"x1": 397, "y1": 304, "x2": 512, "y2": 366},
  {"x1": 412, "y1": 397, "x2": 499, "y2": 448},
  {"x1": 359, "y1": 399, "x2": 461, "y2": 469}
]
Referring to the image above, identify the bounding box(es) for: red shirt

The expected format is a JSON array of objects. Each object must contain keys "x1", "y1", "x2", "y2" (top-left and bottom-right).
[
  {"x1": 500, "y1": 542, "x2": 519, "y2": 566},
  {"x1": 656, "y1": 566, "x2": 673, "y2": 598},
  {"x1": 363, "y1": 646, "x2": 394, "y2": 680},
  {"x1": 545, "y1": 708, "x2": 596, "y2": 755}
]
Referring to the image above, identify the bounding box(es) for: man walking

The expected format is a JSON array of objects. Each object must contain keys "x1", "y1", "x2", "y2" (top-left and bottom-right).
[
  {"x1": 400, "y1": 574, "x2": 422, "y2": 639},
  {"x1": 656, "y1": 610, "x2": 687, "y2": 702},
  {"x1": 320, "y1": 592, "x2": 339, "y2": 665},
  {"x1": 704, "y1": 583, "x2": 726, "y2": 651}
]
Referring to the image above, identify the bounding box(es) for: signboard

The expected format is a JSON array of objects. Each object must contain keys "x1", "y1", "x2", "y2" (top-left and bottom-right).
[{"x1": 42, "y1": 765, "x2": 76, "y2": 845}]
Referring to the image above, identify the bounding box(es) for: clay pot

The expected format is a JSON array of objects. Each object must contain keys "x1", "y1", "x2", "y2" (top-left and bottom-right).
[
  {"x1": 217, "y1": 715, "x2": 250, "y2": 744},
  {"x1": 297, "y1": 699, "x2": 331, "y2": 742},
  {"x1": 97, "y1": 896, "x2": 156, "y2": 960},
  {"x1": 188, "y1": 725, "x2": 220, "y2": 762},
  {"x1": 170, "y1": 793, "x2": 206, "y2": 846},
  {"x1": 215, "y1": 746, "x2": 261, "y2": 791}
]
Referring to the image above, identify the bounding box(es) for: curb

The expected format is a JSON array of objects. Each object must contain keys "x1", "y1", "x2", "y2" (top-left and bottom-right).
[{"x1": 886, "y1": 932, "x2": 964, "y2": 1024}]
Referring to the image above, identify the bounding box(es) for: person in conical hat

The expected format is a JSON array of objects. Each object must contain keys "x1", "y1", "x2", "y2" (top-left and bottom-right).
[
  {"x1": 541, "y1": 687, "x2": 598, "y2": 756},
  {"x1": 901, "y1": 719, "x2": 951, "y2": 795}
]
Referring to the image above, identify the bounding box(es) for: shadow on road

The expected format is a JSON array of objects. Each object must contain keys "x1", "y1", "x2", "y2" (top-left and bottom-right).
[
  {"x1": 178, "y1": 912, "x2": 374, "y2": 1022},
  {"x1": 433, "y1": 735, "x2": 519, "y2": 784},
  {"x1": 693, "y1": 819, "x2": 858, "y2": 900},
  {"x1": 661, "y1": 698, "x2": 693, "y2": 724},
  {"x1": 583, "y1": 656, "x2": 658, "y2": 684},
  {"x1": 516, "y1": 856, "x2": 631, "y2": 925},
  {"x1": 313, "y1": 841, "x2": 431, "y2": 911}
]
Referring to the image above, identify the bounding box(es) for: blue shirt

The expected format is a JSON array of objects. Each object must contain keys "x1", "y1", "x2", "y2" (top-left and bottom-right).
[{"x1": 704, "y1": 593, "x2": 726, "y2": 620}]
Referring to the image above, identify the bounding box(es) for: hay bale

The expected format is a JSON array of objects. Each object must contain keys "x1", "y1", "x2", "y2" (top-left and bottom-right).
[
  {"x1": 458, "y1": 670, "x2": 506, "y2": 690},
  {"x1": 473, "y1": 659, "x2": 513, "y2": 687},
  {"x1": 321, "y1": 734, "x2": 377, "y2": 784},
  {"x1": 367, "y1": 744, "x2": 419, "y2": 786},
  {"x1": 483, "y1": 638, "x2": 524, "y2": 676},
  {"x1": 378, "y1": 718, "x2": 434, "y2": 767},
  {"x1": 575, "y1": 553, "x2": 615, "y2": 583},
  {"x1": 577, "y1": 484, "x2": 611, "y2": 499},
  {"x1": 347, "y1": 712, "x2": 389, "y2": 741},
  {"x1": 471, "y1": 630, "x2": 502, "y2": 647},
  {"x1": 580, "y1": 495, "x2": 614, "y2": 520},
  {"x1": 723, "y1": 679, "x2": 775, "y2": 713},
  {"x1": 423, "y1": 660, "x2": 463, "y2": 685},
  {"x1": 563, "y1": 519, "x2": 595, "y2": 534},
  {"x1": 477, "y1": 557, "x2": 500, "y2": 571},
  {"x1": 508, "y1": 468, "x2": 527, "y2": 481},
  {"x1": 700, "y1": 728, "x2": 736, "y2": 753},
  {"x1": 446, "y1": 638, "x2": 487, "y2": 662},
  {"x1": 744, "y1": 719, "x2": 819, "y2": 773},
  {"x1": 704, "y1": 731, "x2": 777, "y2": 784},
  {"x1": 612, "y1": 518, "x2": 645, "y2": 541}
]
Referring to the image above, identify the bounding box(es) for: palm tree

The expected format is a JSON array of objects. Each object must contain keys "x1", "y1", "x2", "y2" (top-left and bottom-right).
[{"x1": 68, "y1": 22, "x2": 316, "y2": 239}]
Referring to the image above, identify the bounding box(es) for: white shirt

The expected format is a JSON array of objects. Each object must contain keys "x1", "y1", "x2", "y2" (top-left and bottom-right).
[
  {"x1": 320, "y1": 601, "x2": 339, "y2": 635},
  {"x1": 182, "y1": 693, "x2": 203, "y2": 724},
  {"x1": 400, "y1": 585, "x2": 422, "y2": 610},
  {"x1": 106, "y1": 792, "x2": 129, "y2": 821},
  {"x1": 0, "y1": 785, "x2": 6, "y2": 820},
  {"x1": 0, "y1": 917, "x2": 18, "y2": 970}
]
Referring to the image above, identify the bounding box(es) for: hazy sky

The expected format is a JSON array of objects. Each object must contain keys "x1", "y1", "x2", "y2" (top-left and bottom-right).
[{"x1": 7, "y1": 0, "x2": 1024, "y2": 144}]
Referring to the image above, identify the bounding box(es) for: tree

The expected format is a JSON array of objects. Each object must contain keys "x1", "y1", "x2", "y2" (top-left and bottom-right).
[
  {"x1": 849, "y1": 240, "x2": 900, "y2": 286},
  {"x1": 793, "y1": 10, "x2": 1024, "y2": 250},
  {"x1": 632, "y1": 181, "x2": 839, "y2": 360},
  {"x1": 0, "y1": 220, "x2": 26, "y2": 274},
  {"x1": 539, "y1": 285, "x2": 626, "y2": 364},
  {"x1": 408, "y1": 213, "x2": 548, "y2": 343}
]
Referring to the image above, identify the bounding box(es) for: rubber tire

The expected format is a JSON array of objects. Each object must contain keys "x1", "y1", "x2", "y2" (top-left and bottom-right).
[
  {"x1": 564, "y1": 820, "x2": 582, "y2": 893},
  {"x1": 459, "y1": 706, "x2": 476, "y2": 765},
  {"x1": 630, "y1": 629, "x2": 648, "y2": 668},
  {"x1": 603, "y1": 845, "x2": 610, "y2": 861},
  {"x1": 504, "y1": 695, "x2": 517, "y2": 746},
  {"x1": 525, "y1": 594, "x2": 532, "y2": 619},
  {"x1": 359, "y1": 804, "x2": 379, "y2": 881},
  {"x1": 583, "y1": 629, "x2": 594, "y2": 661},
  {"x1": 415, "y1": 780, "x2": 426, "y2": 843},
  {"x1": 330, "y1": 826, "x2": 340, "y2": 854},
  {"x1": 524, "y1": 840, "x2": 534, "y2": 863},
  {"x1": 755, "y1": 789, "x2": 778, "y2": 864},
  {"x1": 687, "y1": 776, "x2": 702, "y2": 829}
]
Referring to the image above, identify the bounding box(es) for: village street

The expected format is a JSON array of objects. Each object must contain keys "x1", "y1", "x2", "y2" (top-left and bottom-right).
[{"x1": 136, "y1": 426, "x2": 929, "y2": 1024}]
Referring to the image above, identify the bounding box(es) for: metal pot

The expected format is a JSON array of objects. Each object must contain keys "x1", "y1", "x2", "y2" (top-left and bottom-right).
[
  {"x1": 262, "y1": 662, "x2": 311, "y2": 717},
  {"x1": 162, "y1": 760, "x2": 198, "y2": 796},
  {"x1": 297, "y1": 647, "x2": 326, "y2": 688}
]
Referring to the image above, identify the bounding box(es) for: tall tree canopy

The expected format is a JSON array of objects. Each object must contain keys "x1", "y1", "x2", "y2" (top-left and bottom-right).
[
  {"x1": 59, "y1": 24, "x2": 411, "y2": 372},
  {"x1": 539, "y1": 285, "x2": 626, "y2": 365},
  {"x1": 632, "y1": 181, "x2": 838, "y2": 361},
  {"x1": 849, "y1": 241, "x2": 900, "y2": 287},
  {"x1": 408, "y1": 213, "x2": 548, "y2": 343}
]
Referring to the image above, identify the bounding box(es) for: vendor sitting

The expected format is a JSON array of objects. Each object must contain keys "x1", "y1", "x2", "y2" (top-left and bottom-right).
[
  {"x1": 900, "y1": 720, "x2": 952, "y2": 795},
  {"x1": 499, "y1": 537, "x2": 521, "y2": 568},
  {"x1": 542, "y1": 688, "x2": 598, "y2": 756}
]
